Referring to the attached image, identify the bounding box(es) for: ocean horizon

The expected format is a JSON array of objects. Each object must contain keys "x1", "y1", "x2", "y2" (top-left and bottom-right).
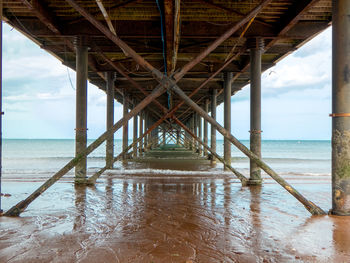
[{"x1": 1, "y1": 139, "x2": 331, "y2": 177}]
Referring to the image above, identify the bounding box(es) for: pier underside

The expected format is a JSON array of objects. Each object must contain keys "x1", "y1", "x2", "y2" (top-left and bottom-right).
[
  {"x1": 2, "y1": 154, "x2": 350, "y2": 262},
  {"x1": 1, "y1": 0, "x2": 336, "y2": 216}
]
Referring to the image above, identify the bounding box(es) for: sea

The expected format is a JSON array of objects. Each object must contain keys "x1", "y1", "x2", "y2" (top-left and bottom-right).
[{"x1": 1, "y1": 139, "x2": 331, "y2": 178}]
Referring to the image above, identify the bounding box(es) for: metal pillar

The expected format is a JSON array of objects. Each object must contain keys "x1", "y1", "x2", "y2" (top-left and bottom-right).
[
  {"x1": 122, "y1": 89, "x2": 129, "y2": 160},
  {"x1": 249, "y1": 39, "x2": 263, "y2": 185},
  {"x1": 176, "y1": 130, "x2": 180, "y2": 145},
  {"x1": 139, "y1": 112, "x2": 143, "y2": 154},
  {"x1": 0, "y1": 0, "x2": 3, "y2": 214},
  {"x1": 198, "y1": 113, "x2": 202, "y2": 155},
  {"x1": 106, "y1": 72, "x2": 114, "y2": 168},
  {"x1": 331, "y1": 0, "x2": 350, "y2": 215},
  {"x1": 133, "y1": 100, "x2": 138, "y2": 158},
  {"x1": 203, "y1": 99, "x2": 209, "y2": 156},
  {"x1": 190, "y1": 116, "x2": 194, "y2": 150},
  {"x1": 163, "y1": 127, "x2": 165, "y2": 145},
  {"x1": 75, "y1": 37, "x2": 88, "y2": 183},
  {"x1": 224, "y1": 72, "x2": 232, "y2": 169},
  {"x1": 211, "y1": 89, "x2": 217, "y2": 164}
]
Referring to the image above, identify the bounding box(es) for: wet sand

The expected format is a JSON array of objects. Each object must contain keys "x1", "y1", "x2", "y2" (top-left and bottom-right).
[{"x1": 1, "y1": 160, "x2": 350, "y2": 262}]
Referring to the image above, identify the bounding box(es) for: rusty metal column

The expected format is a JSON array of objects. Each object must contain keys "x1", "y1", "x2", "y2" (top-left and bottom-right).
[
  {"x1": 190, "y1": 116, "x2": 194, "y2": 150},
  {"x1": 122, "y1": 89, "x2": 129, "y2": 160},
  {"x1": 106, "y1": 72, "x2": 114, "y2": 168},
  {"x1": 133, "y1": 100, "x2": 138, "y2": 158},
  {"x1": 331, "y1": 0, "x2": 350, "y2": 215},
  {"x1": 211, "y1": 89, "x2": 217, "y2": 164},
  {"x1": 0, "y1": 0, "x2": 3, "y2": 213},
  {"x1": 224, "y1": 72, "x2": 232, "y2": 169},
  {"x1": 248, "y1": 38, "x2": 263, "y2": 185},
  {"x1": 198, "y1": 113, "x2": 202, "y2": 155},
  {"x1": 75, "y1": 36, "x2": 88, "y2": 183},
  {"x1": 139, "y1": 111, "x2": 143, "y2": 154},
  {"x1": 203, "y1": 100, "x2": 209, "y2": 157}
]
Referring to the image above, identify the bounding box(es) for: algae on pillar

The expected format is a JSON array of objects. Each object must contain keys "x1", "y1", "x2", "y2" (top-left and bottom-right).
[
  {"x1": 75, "y1": 36, "x2": 88, "y2": 183},
  {"x1": 248, "y1": 38, "x2": 263, "y2": 185},
  {"x1": 203, "y1": 99, "x2": 209, "y2": 157},
  {"x1": 211, "y1": 89, "x2": 217, "y2": 164},
  {"x1": 331, "y1": 0, "x2": 350, "y2": 215},
  {"x1": 122, "y1": 89, "x2": 129, "y2": 160},
  {"x1": 105, "y1": 72, "x2": 114, "y2": 168},
  {"x1": 224, "y1": 72, "x2": 232, "y2": 169},
  {"x1": 133, "y1": 99, "x2": 138, "y2": 158}
]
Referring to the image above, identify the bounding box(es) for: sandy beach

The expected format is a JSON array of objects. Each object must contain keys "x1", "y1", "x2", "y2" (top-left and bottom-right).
[{"x1": 0, "y1": 159, "x2": 349, "y2": 263}]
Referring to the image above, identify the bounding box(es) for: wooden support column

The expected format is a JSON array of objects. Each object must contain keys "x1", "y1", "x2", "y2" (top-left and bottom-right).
[
  {"x1": 139, "y1": 111, "x2": 143, "y2": 155},
  {"x1": 190, "y1": 116, "x2": 194, "y2": 150},
  {"x1": 133, "y1": 100, "x2": 138, "y2": 158},
  {"x1": 75, "y1": 36, "x2": 88, "y2": 183},
  {"x1": 105, "y1": 72, "x2": 114, "y2": 168},
  {"x1": 211, "y1": 89, "x2": 217, "y2": 164},
  {"x1": 122, "y1": 89, "x2": 129, "y2": 160},
  {"x1": 176, "y1": 130, "x2": 180, "y2": 145},
  {"x1": 331, "y1": 0, "x2": 350, "y2": 215},
  {"x1": 248, "y1": 38, "x2": 263, "y2": 185},
  {"x1": 224, "y1": 72, "x2": 232, "y2": 169},
  {"x1": 203, "y1": 99, "x2": 209, "y2": 156}
]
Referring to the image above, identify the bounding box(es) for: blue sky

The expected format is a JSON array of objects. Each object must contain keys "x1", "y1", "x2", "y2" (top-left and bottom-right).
[{"x1": 2, "y1": 23, "x2": 331, "y2": 140}]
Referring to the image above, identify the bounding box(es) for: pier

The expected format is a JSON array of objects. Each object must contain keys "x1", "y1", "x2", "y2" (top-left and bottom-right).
[{"x1": 3, "y1": 0, "x2": 350, "y2": 261}]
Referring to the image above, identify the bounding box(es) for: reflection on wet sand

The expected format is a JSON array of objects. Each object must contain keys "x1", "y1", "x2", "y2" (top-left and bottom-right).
[{"x1": 1, "y1": 161, "x2": 350, "y2": 262}]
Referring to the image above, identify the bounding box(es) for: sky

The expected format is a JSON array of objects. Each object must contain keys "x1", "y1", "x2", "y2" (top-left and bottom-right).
[{"x1": 2, "y1": 23, "x2": 332, "y2": 140}]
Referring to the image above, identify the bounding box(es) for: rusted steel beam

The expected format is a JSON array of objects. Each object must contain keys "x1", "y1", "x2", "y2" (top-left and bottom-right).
[
  {"x1": 65, "y1": 0, "x2": 165, "y2": 81},
  {"x1": 172, "y1": 0, "x2": 181, "y2": 74},
  {"x1": 95, "y1": 0, "x2": 116, "y2": 35},
  {"x1": 163, "y1": 0, "x2": 181, "y2": 74},
  {"x1": 164, "y1": 0, "x2": 174, "y2": 74},
  {"x1": 173, "y1": 0, "x2": 272, "y2": 81},
  {"x1": 3, "y1": 85, "x2": 166, "y2": 216},
  {"x1": 170, "y1": 84, "x2": 326, "y2": 215},
  {"x1": 174, "y1": 117, "x2": 247, "y2": 184}
]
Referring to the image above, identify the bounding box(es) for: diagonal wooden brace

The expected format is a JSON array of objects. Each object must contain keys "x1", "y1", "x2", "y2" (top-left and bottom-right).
[
  {"x1": 173, "y1": 117, "x2": 248, "y2": 185},
  {"x1": 3, "y1": 85, "x2": 166, "y2": 216},
  {"x1": 170, "y1": 85, "x2": 326, "y2": 215}
]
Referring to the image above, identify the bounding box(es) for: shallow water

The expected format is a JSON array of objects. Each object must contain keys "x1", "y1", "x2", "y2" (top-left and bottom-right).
[{"x1": 0, "y1": 159, "x2": 349, "y2": 263}]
